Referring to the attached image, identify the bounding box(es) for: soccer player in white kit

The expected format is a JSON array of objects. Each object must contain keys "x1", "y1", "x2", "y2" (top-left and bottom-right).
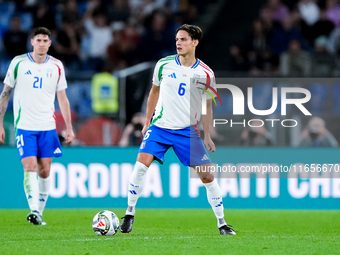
[
  {"x1": 120, "y1": 24, "x2": 236, "y2": 235},
  {"x1": 0, "y1": 27, "x2": 75, "y2": 225}
]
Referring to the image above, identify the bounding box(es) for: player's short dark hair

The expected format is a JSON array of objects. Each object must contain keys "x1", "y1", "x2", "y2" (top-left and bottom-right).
[
  {"x1": 176, "y1": 24, "x2": 203, "y2": 41},
  {"x1": 32, "y1": 27, "x2": 51, "y2": 38}
]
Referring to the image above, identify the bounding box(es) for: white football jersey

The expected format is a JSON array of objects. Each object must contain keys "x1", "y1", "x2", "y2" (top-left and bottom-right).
[
  {"x1": 152, "y1": 55, "x2": 216, "y2": 129},
  {"x1": 4, "y1": 53, "x2": 67, "y2": 131}
]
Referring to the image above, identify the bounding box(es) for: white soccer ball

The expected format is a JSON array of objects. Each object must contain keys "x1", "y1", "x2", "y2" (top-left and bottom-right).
[{"x1": 92, "y1": 210, "x2": 120, "y2": 236}]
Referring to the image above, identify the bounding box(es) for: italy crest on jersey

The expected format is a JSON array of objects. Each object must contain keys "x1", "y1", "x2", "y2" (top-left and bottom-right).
[{"x1": 46, "y1": 69, "x2": 52, "y2": 78}]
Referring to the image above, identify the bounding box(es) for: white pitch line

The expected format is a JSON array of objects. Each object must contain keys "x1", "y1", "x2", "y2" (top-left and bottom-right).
[{"x1": 73, "y1": 236, "x2": 194, "y2": 241}]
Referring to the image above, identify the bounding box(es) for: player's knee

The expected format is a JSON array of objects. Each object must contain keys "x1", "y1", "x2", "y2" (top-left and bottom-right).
[
  {"x1": 136, "y1": 153, "x2": 153, "y2": 167},
  {"x1": 23, "y1": 163, "x2": 38, "y2": 172},
  {"x1": 38, "y1": 168, "x2": 50, "y2": 178},
  {"x1": 200, "y1": 175, "x2": 214, "y2": 184}
]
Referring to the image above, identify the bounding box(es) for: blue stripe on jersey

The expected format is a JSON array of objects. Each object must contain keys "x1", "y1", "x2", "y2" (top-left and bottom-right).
[
  {"x1": 27, "y1": 53, "x2": 50, "y2": 63},
  {"x1": 175, "y1": 55, "x2": 181, "y2": 66},
  {"x1": 27, "y1": 52, "x2": 34, "y2": 62},
  {"x1": 175, "y1": 55, "x2": 200, "y2": 69},
  {"x1": 43, "y1": 55, "x2": 50, "y2": 63},
  {"x1": 191, "y1": 59, "x2": 200, "y2": 69}
]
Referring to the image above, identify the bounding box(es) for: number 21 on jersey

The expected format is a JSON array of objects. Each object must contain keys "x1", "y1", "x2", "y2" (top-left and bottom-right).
[
  {"x1": 33, "y1": 77, "x2": 43, "y2": 89},
  {"x1": 16, "y1": 134, "x2": 24, "y2": 148}
]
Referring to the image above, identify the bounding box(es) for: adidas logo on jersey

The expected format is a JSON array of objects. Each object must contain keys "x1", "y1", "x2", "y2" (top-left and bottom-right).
[
  {"x1": 25, "y1": 70, "x2": 32, "y2": 75},
  {"x1": 54, "y1": 148, "x2": 62, "y2": 154},
  {"x1": 168, "y1": 73, "x2": 176, "y2": 78},
  {"x1": 201, "y1": 154, "x2": 209, "y2": 161}
]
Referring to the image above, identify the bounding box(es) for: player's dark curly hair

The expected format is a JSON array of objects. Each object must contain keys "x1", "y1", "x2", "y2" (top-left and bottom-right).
[
  {"x1": 32, "y1": 27, "x2": 51, "y2": 38},
  {"x1": 176, "y1": 24, "x2": 203, "y2": 41}
]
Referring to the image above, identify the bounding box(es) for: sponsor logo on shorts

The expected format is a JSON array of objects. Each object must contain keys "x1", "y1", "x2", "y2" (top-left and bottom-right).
[
  {"x1": 140, "y1": 142, "x2": 146, "y2": 149},
  {"x1": 201, "y1": 154, "x2": 209, "y2": 161},
  {"x1": 19, "y1": 147, "x2": 24, "y2": 156},
  {"x1": 54, "y1": 148, "x2": 62, "y2": 154}
]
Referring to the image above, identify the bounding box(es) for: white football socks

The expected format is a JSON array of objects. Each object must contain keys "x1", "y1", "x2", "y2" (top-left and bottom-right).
[
  {"x1": 24, "y1": 172, "x2": 39, "y2": 212},
  {"x1": 126, "y1": 162, "x2": 148, "y2": 216},
  {"x1": 203, "y1": 179, "x2": 226, "y2": 228},
  {"x1": 38, "y1": 176, "x2": 50, "y2": 216}
]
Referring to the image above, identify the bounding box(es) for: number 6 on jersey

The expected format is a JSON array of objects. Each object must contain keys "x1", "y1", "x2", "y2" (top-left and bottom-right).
[
  {"x1": 143, "y1": 130, "x2": 152, "y2": 140},
  {"x1": 178, "y1": 83, "x2": 186, "y2": 96}
]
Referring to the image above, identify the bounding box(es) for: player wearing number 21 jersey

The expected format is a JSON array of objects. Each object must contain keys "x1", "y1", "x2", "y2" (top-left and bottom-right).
[
  {"x1": 0, "y1": 27, "x2": 74, "y2": 226},
  {"x1": 5, "y1": 49, "x2": 67, "y2": 131},
  {"x1": 120, "y1": 24, "x2": 236, "y2": 236}
]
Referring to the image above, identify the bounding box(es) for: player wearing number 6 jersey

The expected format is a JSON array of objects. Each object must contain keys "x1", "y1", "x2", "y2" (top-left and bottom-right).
[
  {"x1": 120, "y1": 24, "x2": 236, "y2": 235},
  {"x1": 0, "y1": 27, "x2": 75, "y2": 225}
]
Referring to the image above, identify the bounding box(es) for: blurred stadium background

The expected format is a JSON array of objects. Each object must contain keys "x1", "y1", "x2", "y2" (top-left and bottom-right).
[
  {"x1": 0, "y1": 0, "x2": 340, "y2": 211},
  {"x1": 1, "y1": 0, "x2": 340, "y2": 147}
]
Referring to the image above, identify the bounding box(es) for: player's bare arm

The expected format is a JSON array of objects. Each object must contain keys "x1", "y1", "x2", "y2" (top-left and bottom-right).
[
  {"x1": 57, "y1": 90, "x2": 75, "y2": 144},
  {"x1": 0, "y1": 84, "x2": 13, "y2": 144},
  {"x1": 141, "y1": 84, "x2": 160, "y2": 136},
  {"x1": 202, "y1": 99, "x2": 215, "y2": 152}
]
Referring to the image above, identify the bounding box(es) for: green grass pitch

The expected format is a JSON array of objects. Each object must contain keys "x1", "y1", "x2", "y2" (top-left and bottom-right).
[{"x1": 1, "y1": 209, "x2": 339, "y2": 255}]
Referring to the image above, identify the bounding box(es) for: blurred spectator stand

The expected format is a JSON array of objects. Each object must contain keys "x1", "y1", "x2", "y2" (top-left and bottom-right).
[
  {"x1": 311, "y1": 36, "x2": 336, "y2": 77},
  {"x1": 54, "y1": 17, "x2": 82, "y2": 72},
  {"x1": 83, "y1": 0, "x2": 113, "y2": 72},
  {"x1": 76, "y1": 117, "x2": 121, "y2": 146},
  {"x1": 3, "y1": 16, "x2": 28, "y2": 60},
  {"x1": 299, "y1": 116, "x2": 338, "y2": 147},
  {"x1": 240, "y1": 120, "x2": 275, "y2": 146},
  {"x1": 280, "y1": 39, "x2": 312, "y2": 77},
  {"x1": 118, "y1": 112, "x2": 145, "y2": 147}
]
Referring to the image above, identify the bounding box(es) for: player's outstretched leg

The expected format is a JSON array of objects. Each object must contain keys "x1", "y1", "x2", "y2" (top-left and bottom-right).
[
  {"x1": 120, "y1": 161, "x2": 148, "y2": 233},
  {"x1": 203, "y1": 179, "x2": 236, "y2": 235}
]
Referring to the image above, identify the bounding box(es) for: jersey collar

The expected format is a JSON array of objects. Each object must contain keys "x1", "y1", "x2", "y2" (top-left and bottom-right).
[
  {"x1": 27, "y1": 52, "x2": 50, "y2": 63},
  {"x1": 175, "y1": 55, "x2": 200, "y2": 69}
]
